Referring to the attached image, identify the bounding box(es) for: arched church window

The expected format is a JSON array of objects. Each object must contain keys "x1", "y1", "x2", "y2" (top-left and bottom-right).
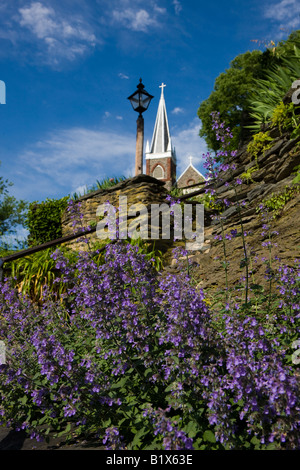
[{"x1": 153, "y1": 165, "x2": 164, "y2": 180}]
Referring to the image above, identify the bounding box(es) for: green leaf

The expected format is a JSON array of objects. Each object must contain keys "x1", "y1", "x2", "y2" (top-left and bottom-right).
[
  {"x1": 110, "y1": 376, "x2": 129, "y2": 390},
  {"x1": 19, "y1": 395, "x2": 28, "y2": 405},
  {"x1": 266, "y1": 442, "x2": 278, "y2": 450},
  {"x1": 292, "y1": 171, "x2": 300, "y2": 184},
  {"x1": 184, "y1": 420, "x2": 199, "y2": 438},
  {"x1": 38, "y1": 415, "x2": 48, "y2": 426},
  {"x1": 250, "y1": 436, "x2": 261, "y2": 446},
  {"x1": 144, "y1": 368, "x2": 153, "y2": 379},
  {"x1": 203, "y1": 430, "x2": 216, "y2": 443},
  {"x1": 131, "y1": 427, "x2": 148, "y2": 448},
  {"x1": 57, "y1": 422, "x2": 71, "y2": 437}
]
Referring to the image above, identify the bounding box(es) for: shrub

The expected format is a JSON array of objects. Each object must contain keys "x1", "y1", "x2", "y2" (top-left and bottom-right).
[
  {"x1": 0, "y1": 240, "x2": 299, "y2": 450},
  {"x1": 247, "y1": 132, "x2": 274, "y2": 162},
  {"x1": 9, "y1": 247, "x2": 79, "y2": 303},
  {"x1": 257, "y1": 185, "x2": 300, "y2": 219},
  {"x1": 25, "y1": 197, "x2": 69, "y2": 246}
]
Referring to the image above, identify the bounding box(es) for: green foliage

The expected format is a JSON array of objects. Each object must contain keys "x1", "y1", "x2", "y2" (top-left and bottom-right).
[
  {"x1": 198, "y1": 30, "x2": 300, "y2": 149},
  {"x1": 128, "y1": 238, "x2": 164, "y2": 272},
  {"x1": 247, "y1": 131, "x2": 274, "y2": 161},
  {"x1": 247, "y1": 68, "x2": 296, "y2": 132},
  {"x1": 93, "y1": 175, "x2": 127, "y2": 191},
  {"x1": 248, "y1": 31, "x2": 300, "y2": 132},
  {"x1": 10, "y1": 249, "x2": 63, "y2": 303},
  {"x1": 25, "y1": 196, "x2": 69, "y2": 246},
  {"x1": 190, "y1": 192, "x2": 224, "y2": 212},
  {"x1": 257, "y1": 184, "x2": 300, "y2": 219},
  {"x1": 197, "y1": 49, "x2": 279, "y2": 151},
  {"x1": 271, "y1": 102, "x2": 294, "y2": 134},
  {"x1": 72, "y1": 176, "x2": 128, "y2": 200},
  {"x1": 169, "y1": 187, "x2": 183, "y2": 199},
  {"x1": 240, "y1": 164, "x2": 259, "y2": 183},
  {"x1": 9, "y1": 248, "x2": 78, "y2": 303},
  {"x1": 269, "y1": 101, "x2": 300, "y2": 142},
  {"x1": 292, "y1": 165, "x2": 300, "y2": 184},
  {"x1": 0, "y1": 240, "x2": 299, "y2": 450}
]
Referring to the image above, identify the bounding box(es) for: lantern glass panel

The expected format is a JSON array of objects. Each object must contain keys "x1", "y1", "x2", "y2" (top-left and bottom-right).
[{"x1": 140, "y1": 95, "x2": 151, "y2": 110}]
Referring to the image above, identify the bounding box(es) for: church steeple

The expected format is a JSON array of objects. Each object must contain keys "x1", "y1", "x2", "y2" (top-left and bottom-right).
[
  {"x1": 148, "y1": 83, "x2": 172, "y2": 154},
  {"x1": 145, "y1": 83, "x2": 176, "y2": 190}
]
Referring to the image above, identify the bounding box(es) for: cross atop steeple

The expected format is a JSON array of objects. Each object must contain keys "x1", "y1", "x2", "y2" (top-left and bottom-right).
[
  {"x1": 159, "y1": 83, "x2": 166, "y2": 96},
  {"x1": 146, "y1": 83, "x2": 172, "y2": 155}
]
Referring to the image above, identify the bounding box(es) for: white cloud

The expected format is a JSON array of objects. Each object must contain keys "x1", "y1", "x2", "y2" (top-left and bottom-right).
[
  {"x1": 19, "y1": 3, "x2": 59, "y2": 39},
  {"x1": 112, "y1": 6, "x2": 164, "y2": 32},
  {"x1": 18, "y1": 126, "x2": 136, "y2": 198},
  {"x1": 118, "y1": 72, "x2": 130, "y2": 79},
  {"x1": 171, "y1": 107, "x2": 184, "y2": 115},
  {"x1": 173, "y1": 0, "x2": 182, "y2": 15},
  {"x1": 18, "y1": 2, "x2": 97, "y2": 64},
  {"x1": 264, "y1": 0, "x2": 300, "y2": 30},
  {"x1": 14, "y1": 119, "x2": 208, "y2": 201},
  {"x1": 104, "y1": 112, "x2": 123, "y2": 120},
  {"x1": 153, "y1": 5, "x2": 167, "y2": 15}
]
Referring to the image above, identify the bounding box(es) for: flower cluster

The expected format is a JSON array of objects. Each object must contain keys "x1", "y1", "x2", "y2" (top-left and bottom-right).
[
  {"x1": 143, "y1": 406, "x2": 194, "y2": 450},
  {"x1": 277, "y1": 261, "x2": 300, "y2": 314},
  {"x1": 201, "y1": 306, "x2": 300, "y2": 447},
  {"x1": 0, "y1": 237, "x2": 299, "y2": 449},
  {"x1": 102, "y1": 427, "x2": 125, "y2": 450}
]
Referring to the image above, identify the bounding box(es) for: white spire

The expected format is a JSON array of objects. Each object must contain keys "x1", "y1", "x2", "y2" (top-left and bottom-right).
[{"x1": 148, "y1": 83, "x2": 173, "y2": 155}]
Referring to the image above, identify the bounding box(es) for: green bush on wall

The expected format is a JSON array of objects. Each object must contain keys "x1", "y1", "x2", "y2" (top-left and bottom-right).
[{"x1": 25, "y1": 196, "x2": 69, "y2": 246}]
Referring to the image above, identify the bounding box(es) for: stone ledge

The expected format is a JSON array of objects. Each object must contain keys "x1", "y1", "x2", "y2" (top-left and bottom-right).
[{"x1": 78, "y1": 174, "x2": 166, "y2": 202}]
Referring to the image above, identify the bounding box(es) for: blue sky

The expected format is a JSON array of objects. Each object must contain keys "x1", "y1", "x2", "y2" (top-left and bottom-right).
[{"x1": 1, "y1": 0, "x2": 300, "y2": 213}]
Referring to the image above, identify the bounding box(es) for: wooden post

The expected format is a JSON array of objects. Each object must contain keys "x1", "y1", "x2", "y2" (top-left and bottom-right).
[{"x1": 135, "y1": 114, "x2": 144, "y2": 175}]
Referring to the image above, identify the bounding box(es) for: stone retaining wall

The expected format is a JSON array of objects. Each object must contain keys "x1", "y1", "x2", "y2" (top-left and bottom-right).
[
  {"x1": 61, "y1": 174, "x2": 170, "y2": 248},
  {"x1": 164, "y1": 88, "x2": 300, "y2": 288}
]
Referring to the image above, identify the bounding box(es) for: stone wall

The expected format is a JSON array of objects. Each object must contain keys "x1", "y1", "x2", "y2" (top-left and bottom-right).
[
  {"x1": 61, "y1": 174, "x2": 170, "y2": 248},
  {"x1": 166, "y1": 88, "x2": 300, "y2": 289}
]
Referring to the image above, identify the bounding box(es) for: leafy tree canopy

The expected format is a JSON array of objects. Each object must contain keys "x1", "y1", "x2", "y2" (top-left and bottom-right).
[
  {"x1": 198, "y1": 49, "x2": 279, "y2": 152},
  {"x1": 247, "y1": 30, "x2": 300, "y2": 132}
]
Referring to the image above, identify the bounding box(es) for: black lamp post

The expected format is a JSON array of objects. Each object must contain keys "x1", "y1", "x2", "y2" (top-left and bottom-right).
[{"x1": 128, "y1": 78, "x2": 154, "y2": 175}]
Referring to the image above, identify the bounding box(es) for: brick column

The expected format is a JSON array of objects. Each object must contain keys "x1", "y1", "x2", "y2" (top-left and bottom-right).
[{"x1": 135, "y1": 115, "x2": 144, "y2": 175}]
